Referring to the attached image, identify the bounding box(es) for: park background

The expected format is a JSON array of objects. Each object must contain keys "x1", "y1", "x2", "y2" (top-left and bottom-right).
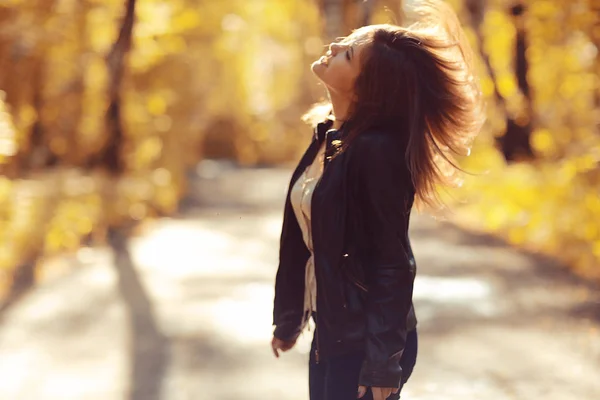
[{"x1": 0, "y1": 0, "x2": 599, "y2": 399}]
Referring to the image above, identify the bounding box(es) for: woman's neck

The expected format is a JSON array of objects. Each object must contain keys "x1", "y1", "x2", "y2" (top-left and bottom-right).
[{"x1": 328, "y1": 91, "x2": 351, "y2": 130}]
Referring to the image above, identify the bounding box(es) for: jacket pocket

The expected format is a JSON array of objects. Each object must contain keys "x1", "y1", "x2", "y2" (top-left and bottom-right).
[
  {"x1": 341, "y1": 254, "x2": 368, "y2": 312},
  {"x1": 339, "y1": 254, "x2": 368, "y2": 344},
  {"x1": 349, "y1": 273, "x2": 368, "y2": 293}
]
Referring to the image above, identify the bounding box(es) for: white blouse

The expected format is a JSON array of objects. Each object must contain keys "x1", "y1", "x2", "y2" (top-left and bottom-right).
[{"x1": 289, "y1": 141, "x2": 326, "y2": 329}]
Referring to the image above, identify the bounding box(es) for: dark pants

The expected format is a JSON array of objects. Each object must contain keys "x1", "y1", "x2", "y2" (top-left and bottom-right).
[{"x1": 309, "y1": 317, "x2": 418, "y2": 400}]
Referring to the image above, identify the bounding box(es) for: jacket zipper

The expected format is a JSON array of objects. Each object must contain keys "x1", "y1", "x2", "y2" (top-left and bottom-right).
[
  {"x1": 315, "y1": 320, "x2": 321, "y2": 364},
  {"x1": 300, "y1": 142, "x2": 325, "y2": 365},
  {"x1": 313, "y1": 173, "x2": 323, "y2": 365},
  {"x1": 311, "y1": 135, "x2": 336, "y2": 365},
  {"x1": 350, "y1": 275, "x2": 368, "y2": 293}
]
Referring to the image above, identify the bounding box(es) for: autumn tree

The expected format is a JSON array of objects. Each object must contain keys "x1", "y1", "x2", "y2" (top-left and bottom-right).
[{"x1": 0, "y1": 0, "x2": 324, "y2": 300}]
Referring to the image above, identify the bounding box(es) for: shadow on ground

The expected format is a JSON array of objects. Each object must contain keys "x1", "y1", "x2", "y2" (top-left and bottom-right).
[
  {"x1": 108, "y1": 227, "x2": 170, "y2": 400},
  {"x1": 0, "y1": 163, "x2": 598, "y2": 400}
]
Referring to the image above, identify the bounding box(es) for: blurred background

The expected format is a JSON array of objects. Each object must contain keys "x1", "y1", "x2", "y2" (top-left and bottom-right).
[{"x1": 0, "y1": 0, "x2": 599, "y2": 399}]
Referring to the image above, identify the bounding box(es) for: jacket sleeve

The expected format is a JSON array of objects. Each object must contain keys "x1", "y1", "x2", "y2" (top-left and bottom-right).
[
  {"x1": 352, "y1": 133, "x2": 415, "y2": 389},
  {"x1": 272, "y1": 182, "x2": 311, "y2": 342},
  {"x1": 273, "y1": 241, "x2": 306, "y2": 342}
]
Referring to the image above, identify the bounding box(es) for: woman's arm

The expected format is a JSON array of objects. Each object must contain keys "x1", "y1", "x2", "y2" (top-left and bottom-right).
[
  {"x1": 351, "y1": 132, "x2": 415, "y2": 389},
  {"x1": 272, "y1": 180, "x2": 312, "y2": 342},
  {"x1": 272, "y1": 212, "x2": 310, "y2": 341}
]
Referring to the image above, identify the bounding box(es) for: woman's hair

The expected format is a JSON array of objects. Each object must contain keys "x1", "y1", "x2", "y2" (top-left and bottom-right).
[{"x1": 303, "y1": 0, "x2": 485, "y2": 209}]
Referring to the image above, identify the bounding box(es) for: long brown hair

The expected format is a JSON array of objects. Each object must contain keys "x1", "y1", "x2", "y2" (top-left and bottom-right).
[{"x1": 304, "y1": 1, "x2": 485, "y2": 209}]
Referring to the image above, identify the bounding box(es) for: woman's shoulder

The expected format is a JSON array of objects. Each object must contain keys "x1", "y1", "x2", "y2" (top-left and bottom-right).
[
  {"x1": 347, "y1": 129, "x2": 410, "y2": 178},
  {"x1": 349, "y1": 130, "x2": 403, "y2": 159}
]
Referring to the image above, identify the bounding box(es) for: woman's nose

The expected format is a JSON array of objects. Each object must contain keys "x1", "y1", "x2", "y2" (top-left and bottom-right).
[{"x1": 329, "y1": 42, "x2": 344, "y2": 55}]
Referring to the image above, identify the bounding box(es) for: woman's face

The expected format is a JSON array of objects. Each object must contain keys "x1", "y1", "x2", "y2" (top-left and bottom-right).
[{"x1": 311, "y1": 33, "x2": 369, "y2": 98}]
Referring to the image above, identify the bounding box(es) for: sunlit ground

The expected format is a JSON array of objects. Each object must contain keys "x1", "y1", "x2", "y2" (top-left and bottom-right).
[{"x1": 0, "y1": 166, "x2": 599, "y2": 400}]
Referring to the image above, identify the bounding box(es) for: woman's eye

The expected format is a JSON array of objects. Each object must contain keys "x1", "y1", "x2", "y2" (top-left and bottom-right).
[{"x1": 345, "y1": 51, "x2": 351, "y2": 61}]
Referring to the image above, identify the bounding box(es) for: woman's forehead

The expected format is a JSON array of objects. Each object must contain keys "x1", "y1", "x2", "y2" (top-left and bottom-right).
[
  {"x1": 338, "y1": 26, "x2": 373, "y2": 45},
  {"x1": 345, "y1": 24, "x2": 397, "y2": 44}
]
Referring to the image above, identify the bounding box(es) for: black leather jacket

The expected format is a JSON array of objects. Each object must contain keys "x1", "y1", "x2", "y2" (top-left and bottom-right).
[{"x1": 272, "y1": 120, "x2": 418, "y2": 389}]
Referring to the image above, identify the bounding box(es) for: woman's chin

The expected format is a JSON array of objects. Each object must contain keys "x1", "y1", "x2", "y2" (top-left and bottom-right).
[
  {"x1": 311, "y1": 60, "x2": 324, "y2": 73},
  {"x1": 311, "y1": 62, "x2": 327, "y2": 81}
]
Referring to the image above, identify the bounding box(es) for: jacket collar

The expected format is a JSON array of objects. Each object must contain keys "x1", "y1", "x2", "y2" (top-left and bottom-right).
[
  {"x1": 314, "y1": 118, "x2": 349, "y2": 142},
  {"x1": 314, "y1": 118, "x2": 334, "y2": 142}
]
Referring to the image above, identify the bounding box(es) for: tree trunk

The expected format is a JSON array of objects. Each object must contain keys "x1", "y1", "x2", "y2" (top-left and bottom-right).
[
  {"x1": 24, "y1": 55, "x2": 59, "y2": 171},
  {"x1": 321, "y1": 0, "x2": 345, "y2": 41},
  {"x1": 66, "y1": 0, "x2": 91, "y2": 167},
  {"x1": 498, "y1": 2, "x2": 534, "y2": 162},
  {"x1": 591, "y1": 0, "x2": 600, "y2": 117},
  {"x1": 8, "y1": 0, "x2": 60, "y2": 172},
  {"x1": 465, "y1": 0, "x2": 505, "y2": 108},
  {"x1": 361, "y1": 0, "x2": 375, "y2": 27},
  {"x1": 466, "y1": 0, "x2": 534, "y2": 162},
  {"x1": 88, "y1": 0, "x2": 136, "y2": 175}
]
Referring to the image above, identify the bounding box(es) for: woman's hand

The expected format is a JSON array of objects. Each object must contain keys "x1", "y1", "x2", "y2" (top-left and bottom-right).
[
  {"x1": 357, "y1": 385, "x2": 399, "y2": 400},
  {"x1": 271, "y1": 336, "x2": 298, "y2": 358}
]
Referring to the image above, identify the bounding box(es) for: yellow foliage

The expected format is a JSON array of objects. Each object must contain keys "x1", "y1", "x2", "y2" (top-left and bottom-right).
[
  {"x1": 531, "y1": 128, "x2": 555, "y2": 156},
  {"x1": 443, "y1": 0, "x2": 600, "y2": 281},
  {"x1": 0, "y1": 0, "x2": 599, "y2": 294}
]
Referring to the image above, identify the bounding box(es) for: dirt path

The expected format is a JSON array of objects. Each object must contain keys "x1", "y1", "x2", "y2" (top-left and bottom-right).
[{"x1": 0, "y1": 163, "x2": 598, "y2": 400}]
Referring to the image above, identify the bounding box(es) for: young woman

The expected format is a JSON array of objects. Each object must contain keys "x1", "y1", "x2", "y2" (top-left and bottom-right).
[{"x1": 271, "y1": 2, "x2": 483, "y2": 399}]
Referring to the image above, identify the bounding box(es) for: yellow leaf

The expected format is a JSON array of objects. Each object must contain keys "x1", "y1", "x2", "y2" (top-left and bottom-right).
[
  {"x1": 147, "y1": 94, "x2": 167, "y2": 116},
  {"x1": 497, "y1": 74, "x2": 518, "y2": 97},
  {"x1": 531, "y1": 129, "x2": 555, "y2": 155},
  {"x1": 174, "y1": 9, "x2": 202, "y2": 31}
]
